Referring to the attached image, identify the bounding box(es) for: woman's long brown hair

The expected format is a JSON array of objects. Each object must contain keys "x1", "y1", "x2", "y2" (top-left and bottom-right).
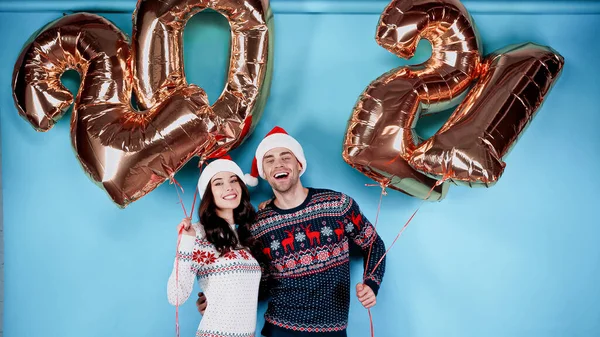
[{"x1": 198, "y1": 177, "x2": 265, "y2": 264}]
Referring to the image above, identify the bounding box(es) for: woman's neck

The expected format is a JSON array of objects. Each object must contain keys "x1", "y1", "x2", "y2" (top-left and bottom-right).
[{"x1": 216, "y1": 208, "x2": 235, "y2": 225}]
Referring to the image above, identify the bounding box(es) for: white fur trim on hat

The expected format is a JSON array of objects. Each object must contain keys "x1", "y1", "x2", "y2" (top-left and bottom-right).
[
  {"x1": 255, "y1": 133, "x2": 307, "y2": 179},
  {"x1": 197, "y1": 159, "x2": 245, "y2": 197}
]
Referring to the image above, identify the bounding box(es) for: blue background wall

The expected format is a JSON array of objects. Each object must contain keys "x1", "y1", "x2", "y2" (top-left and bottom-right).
[{"x1": 1, "y1": 1, "x2": 599, "y2": 336}]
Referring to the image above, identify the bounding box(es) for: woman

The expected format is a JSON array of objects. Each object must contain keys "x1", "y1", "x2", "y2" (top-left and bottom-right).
[{"x1": 167, "y1": 156, "x2": 263, "y2": 337}]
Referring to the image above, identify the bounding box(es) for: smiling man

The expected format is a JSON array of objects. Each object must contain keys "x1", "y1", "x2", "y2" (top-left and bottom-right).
[{"x1": 241, "y1": 126, "x2": 387, "y2": 337}]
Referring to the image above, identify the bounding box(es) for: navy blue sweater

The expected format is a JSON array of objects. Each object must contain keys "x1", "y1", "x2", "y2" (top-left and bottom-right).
[{"x1": 251, "y1": 188, "x2": 387, "y2": 336}]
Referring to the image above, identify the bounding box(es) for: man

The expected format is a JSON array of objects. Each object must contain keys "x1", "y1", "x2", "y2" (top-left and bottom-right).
[{"x1": 197, "y1": 126, "x2": 386, "y2": 337}]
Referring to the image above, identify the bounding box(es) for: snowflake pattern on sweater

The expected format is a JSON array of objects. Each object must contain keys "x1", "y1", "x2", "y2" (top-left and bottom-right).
[
  {"x1": 167, "y1": 223, "x2": 261, "y2": 337},
  {"x1": 251, "y1": 188, "x2": 386, "y2": 336}
]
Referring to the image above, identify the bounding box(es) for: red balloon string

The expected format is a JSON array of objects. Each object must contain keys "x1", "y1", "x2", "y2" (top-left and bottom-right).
[
  {"x1": 368, "y1": 309, "x2": 375, "y2": 337},
  {"x1": 174, "y1": 226, "x2": 183, "y2": 337},
  {"x1": 362, "y1": 183, "x2": 387, "y2": 337},
  {"x1": 363, "y1": 183, "x2": 387, "y2": 281},
  {"x1": 172, "y1": 177, "x2": 189, "y2": 218},
  {"x1": 170, "y1": 161, "x2": 204, "y2": 337},
  {"x1": 364, "y1": 176, "x2": 448, "y2": 337}
]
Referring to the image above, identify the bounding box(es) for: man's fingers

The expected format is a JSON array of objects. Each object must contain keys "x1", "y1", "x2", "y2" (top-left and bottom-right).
[
  {"x1": 357, "y1": 290, "x2": 369, "y2": 302},
  {"x1": 358, "y1": 295, "x2": 371, "y2": 303},
  {"x1": 362, "y1": 297, "x2": 376, "y2": 308},
  {"x1": 357, "y1": 287, "x2": 370, "y2": 297}
]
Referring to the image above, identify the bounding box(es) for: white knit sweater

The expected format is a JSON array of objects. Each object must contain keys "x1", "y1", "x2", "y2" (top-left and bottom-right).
[{"x1": 167, "y1": 223, "x2": 261, "y2": 337}]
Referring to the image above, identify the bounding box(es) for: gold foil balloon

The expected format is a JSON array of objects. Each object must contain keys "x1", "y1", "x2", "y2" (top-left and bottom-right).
[
  {"x1": 12, "y1": 0, "x2": 274, "y2": 207},
  {"x1": 410, "y1": 43, "x2": 564, "y2": 185},
  {"x1": 131, "y1": 0, "x2": 273, "y2": 150},
  {"x1": 343, "y1": 0, "x2": 482, "y2": 201},
  {"x1": 343, "y1": 0, "x2": 563, "y2": 199}
]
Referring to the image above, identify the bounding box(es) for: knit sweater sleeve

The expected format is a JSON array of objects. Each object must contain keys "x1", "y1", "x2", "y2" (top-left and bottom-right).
[
  {"x1": 167, "y1": 225, "x2": 203, "y2": 306},
  {"x1": 344, "y1": 195, "x2": 387, "y2": 295},
  {"x1": 258, "y1": 260, "x2": 271, "y2": 301}
]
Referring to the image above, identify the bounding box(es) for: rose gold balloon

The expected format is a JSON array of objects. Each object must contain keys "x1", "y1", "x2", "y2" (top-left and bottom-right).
[
  {"x1": 132, "y1": 0, "x2": 274, "y2": 150},
  {"x1": 343, "y1": 0, "x2": 482, "y2": 201},
  {"x1": 409, "y1": 43, "x2": 564, "y2": 185},
  {"x1": 12, "y1": 0, "x2": 273, "y2": 208}
]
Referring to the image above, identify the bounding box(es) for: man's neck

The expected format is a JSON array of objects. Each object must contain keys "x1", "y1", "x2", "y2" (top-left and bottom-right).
[{"x1": 273, "y1": 183, "x2": 308, "y2": 210}]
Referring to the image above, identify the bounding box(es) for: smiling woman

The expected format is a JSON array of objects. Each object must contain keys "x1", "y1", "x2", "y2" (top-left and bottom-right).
[
  {"x1": 209, "y1": 172, "x2": 243, "y2": 211},
  {"x1": 166, "y1": 155, "x2": 267, "y2": 337}
]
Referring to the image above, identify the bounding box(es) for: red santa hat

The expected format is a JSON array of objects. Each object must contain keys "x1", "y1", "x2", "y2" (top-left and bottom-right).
[
  {"x1": 245, "y1": 126, "x2": 307, "y2": 186},
  {"x1": 197, "y1": 154, "x2": 247, "y2": 197}
]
